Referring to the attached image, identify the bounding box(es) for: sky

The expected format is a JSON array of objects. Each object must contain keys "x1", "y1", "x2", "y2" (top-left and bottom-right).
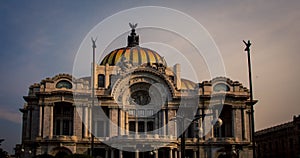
[{"x1": 0, "y1": 0, "x2": 300, "y2": 154}]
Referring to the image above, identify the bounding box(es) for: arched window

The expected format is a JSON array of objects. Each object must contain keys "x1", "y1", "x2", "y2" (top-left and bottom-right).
[
  {"x1": 56, "y1": 80, "x2": 72, "y2": 89},
  {"x1": 98, "y1": 74, "x2": 105, "y2": 88},
  {"x1": 213, "y1": 83, "x2": 230, "y2": 92}
]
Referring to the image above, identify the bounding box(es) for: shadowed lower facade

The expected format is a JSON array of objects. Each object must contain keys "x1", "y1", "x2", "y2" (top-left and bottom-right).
[
  {"x1": 18, "y1": 26, "x2": 255, "y2": 158},
  {"x1": 255, "y1": 115, "x2": 300, "y2": 158}
]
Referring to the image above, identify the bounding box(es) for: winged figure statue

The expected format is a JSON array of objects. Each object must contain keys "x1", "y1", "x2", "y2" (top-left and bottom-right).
[{"x1": 129, "y1": 23, "x2": 138, "y2": 29}]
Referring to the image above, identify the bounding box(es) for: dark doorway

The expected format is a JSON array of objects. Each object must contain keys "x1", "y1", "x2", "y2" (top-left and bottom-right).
[{"x1": 55, "y1": 151, "x2": 68, "y2": 158}]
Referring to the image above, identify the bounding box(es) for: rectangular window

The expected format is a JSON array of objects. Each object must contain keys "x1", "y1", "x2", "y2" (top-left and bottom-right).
[
  {"x1": 129, "y1": 121, "x2": 135, "y2": 132},
  {"x1": 147, "y1": 121, "x2": 154, "y2": 131},
  {"x1": 146, "y1": 110, "x2": 153, "y2": 116},
  {"x1": 137, "y1": 110, "x2": 144, "y2": 116},
  {"x1": 138, "y1": 121, "x2": 144, "y2": 132},
  {"x1": 128, "y1": 110, "x2": 135, "y2": 116},
  {"x1": 98, "y1": 74, "x2": 105, "y2": 88}
]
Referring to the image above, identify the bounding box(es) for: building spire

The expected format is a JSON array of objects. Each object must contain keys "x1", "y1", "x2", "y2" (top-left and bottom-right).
[{"x1": 128, "y1": 23, "x2": 139, "y2": 47}]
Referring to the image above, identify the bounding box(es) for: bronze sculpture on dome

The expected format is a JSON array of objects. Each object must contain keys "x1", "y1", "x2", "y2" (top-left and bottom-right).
[{"x1": 129, "y1": 23, "x2": 138, "y2": 30}]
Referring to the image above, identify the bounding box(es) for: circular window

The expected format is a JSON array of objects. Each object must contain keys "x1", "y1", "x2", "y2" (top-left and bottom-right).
[
  {"x1": 213, "y1": 83, "x2": 229, "y2": 92},
  {"x1": 56, "y1": 80, "x2": 72, "y2": 89}
]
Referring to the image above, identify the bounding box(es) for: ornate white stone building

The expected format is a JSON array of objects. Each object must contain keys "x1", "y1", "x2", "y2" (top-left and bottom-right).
[{"x1": 19, "y1": 26, "x2": 255, "y2": 158}]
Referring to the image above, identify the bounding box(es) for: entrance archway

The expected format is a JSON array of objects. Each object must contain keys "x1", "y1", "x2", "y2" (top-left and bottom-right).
[{"x1": 50, "y1": 147, "x2": 72, "y2": 158}]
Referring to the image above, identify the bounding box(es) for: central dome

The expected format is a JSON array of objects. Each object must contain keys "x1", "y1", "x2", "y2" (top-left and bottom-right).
[
  {"x1": 100, "y1": 46, "x2": 166, "y2": 66},
  {"x1": 100, "y1": 23, "x2": 166, "y2": 66}
]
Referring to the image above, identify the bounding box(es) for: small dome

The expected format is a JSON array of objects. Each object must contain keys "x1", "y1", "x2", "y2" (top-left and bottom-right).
[
  {"x1": 181, "y1": 79, "x2": 197, "y2": 90},
  {"x1": 100, "y1": 23, "x2": 166, "y2": 66}
]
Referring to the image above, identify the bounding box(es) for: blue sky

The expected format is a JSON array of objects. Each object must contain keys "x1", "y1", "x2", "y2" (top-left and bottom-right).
[{"x1": 1, "y1": 0, "x2": 300, "y2": 154}]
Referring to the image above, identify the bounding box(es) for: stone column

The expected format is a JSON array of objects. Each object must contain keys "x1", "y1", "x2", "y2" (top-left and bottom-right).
[
  {"x1": 42, "y1": 105, "x2": 49, "y2": 137},
  {"x1": 193, "y1": 149, "x2": 197, "y2": 158},
  {"x1": 118, "y1": 109, "x2": 121, "y2": 135},
  {"x1": 135, "y1": 120, "x2": 138, "y2": 133},
  {"x1": 174, "y1": 110, "x2": 177, "y2": 137},
  {"x1": 120, "y1": 110, "x2": 124, "y2": 135},
  {"x1": 241, "y1": 108, "x2": 246, "y2": 140},
  {"x1": 119, "y1": 150, "x2": 123, "y2": 158},
  {"x1": 135, "y1": 150, "x2": 139, "y2": 158},
  {"x1": 111, "y1": 149, "x2": 114, "y2": 158},
  {"x1": 125, "y1": 112, "x2": 129, "y2": 135},
  {"x1": 49, "y1": 105, "x2": 53, "y2": 138},
  {"x1": 169, "y1": 148, "x2": 173, "y2": 158},
  {"x1": 198, "y1": 115, "x2": 202, "y2": 139},
  {"x1": 73, "y1": 105, "x2": 82, "y2": 137},
  {"x1": 89, "y1": 105, "x2": 92, "y2": 137},
  {"x1": 110, "y1": 108, "x2": 118, "y2": 137},
  {"x1": 155, "y1": 150, "x2": 158, "y2": 158},
  {"x1": 232, "y1": 108, "x2": 236, "y2": 138},
  {"x1": 105, "y1": 148, "x2": 109, "y2": 158},
  {"x1": 178, "y1": 150, "x2": 181, "y2": 158},
  {"x1": 201, "y1": 107, "x2": 207, "y2": 140},
  {"x1": 158, "y1": 111, "x2": 161, "y2": 135},
  {"x1": 174, "y1": 150, "x2": 177, "y2": 158},
  {"x1": 162, "y1": 109, "x2": 166, "y2": 135},
  {"x1": 167, "y1": 109, "x2": 176, "y2": 136},
  {"x1": 155, "y1": 113, "x2": 159, "y2": 134},
  {"x1": 38, "y1": 106, "x2": 42, "y2": 137},
  {"x1": 83, "y1": 106, "x2": 89, "y2": 138},
  {"x1": 248, "y1": 111, "x2": 252, "y2": 140}
]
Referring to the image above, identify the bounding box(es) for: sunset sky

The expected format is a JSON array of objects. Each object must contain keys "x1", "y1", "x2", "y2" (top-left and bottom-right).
[{"x1": 0, "y1": 0, "x2": 299, "y2": 153}]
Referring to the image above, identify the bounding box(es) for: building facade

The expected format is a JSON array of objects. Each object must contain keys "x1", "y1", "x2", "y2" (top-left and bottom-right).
[
  {"x1": 255, "y1": 115, "x2": 300, "y2": 158},
  {"x1": 19, "y1": 26, "x2": 255, "y2": 158}
]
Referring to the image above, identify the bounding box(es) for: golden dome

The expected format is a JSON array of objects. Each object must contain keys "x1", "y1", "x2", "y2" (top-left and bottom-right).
[
  {"x1": 100, "y1": 23, "x2": 166, "y2": 66},
  {"x1": 181, "y1": 79, "x2": 197, "y2": 90},
  {"x1": 100, "y1": 46, "x2": 166, "y2": 66}
]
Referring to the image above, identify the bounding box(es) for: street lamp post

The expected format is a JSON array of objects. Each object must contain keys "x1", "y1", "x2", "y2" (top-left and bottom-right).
[
  {"x1": 91, "y1": 37, "x2": 97, "y2": 158},
  {"x1": 243, "y1": 40, "x2": 256, "y2": 158}
]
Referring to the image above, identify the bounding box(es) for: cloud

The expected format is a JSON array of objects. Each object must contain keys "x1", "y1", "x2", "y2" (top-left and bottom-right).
[{"x1": 0, "y1": 107, "x2": 21, "y2": 124}]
